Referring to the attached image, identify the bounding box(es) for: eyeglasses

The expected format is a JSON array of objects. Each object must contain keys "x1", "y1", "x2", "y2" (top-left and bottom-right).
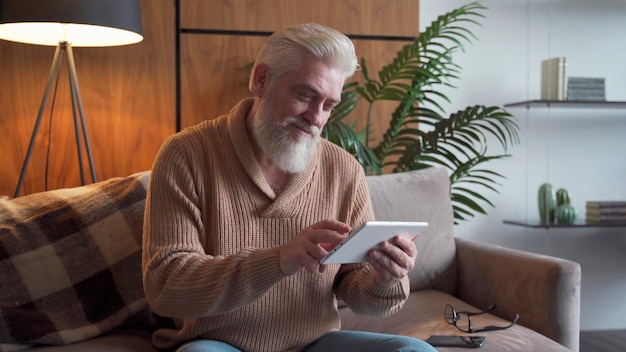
[{"x1": 444, "y1": 304, "x2": 520, "y2": 333}]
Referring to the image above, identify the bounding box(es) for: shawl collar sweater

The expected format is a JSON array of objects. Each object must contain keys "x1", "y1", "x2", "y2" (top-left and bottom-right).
[{"x1": 142, "y1": 98, "x2": 410, "y2": 351}]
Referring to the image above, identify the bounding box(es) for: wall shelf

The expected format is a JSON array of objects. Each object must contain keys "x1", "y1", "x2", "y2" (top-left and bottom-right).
[
  {"x1": 502, "y1": 100, "x2": 626, "y2": 230},
  {"x1": 503, "y1": 219, "x2": 626, "y2": 229},
  {"x1": 504, "y1": 100, "x2": 626, "y2": 109}
]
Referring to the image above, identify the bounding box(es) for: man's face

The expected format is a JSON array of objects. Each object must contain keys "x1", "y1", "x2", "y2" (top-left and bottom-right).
[{"x1": 252, "y1": 55, "x2": 344, "y2": 173}]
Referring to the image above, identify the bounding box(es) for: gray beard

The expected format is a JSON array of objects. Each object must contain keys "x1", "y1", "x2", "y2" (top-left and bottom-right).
[{"x1": 252, "y1": 101, "x2": 321, "y2": 174}]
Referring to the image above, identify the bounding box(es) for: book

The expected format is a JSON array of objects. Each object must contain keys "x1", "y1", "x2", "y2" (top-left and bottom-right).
[
  {"x1": 567, "y1": 82, "x2": 605, "y2": 89},
  {"x1": 567, "y1": 95, "x2": 606, "y2": 102},
  {"x1": 568, "y1": 77, "x2": 605, "y2": 85},
  {"x1": 567, "y1": 86, "x2": 605, "y2": 92},
  {"x1": 586, "y1": 207, "x2": 626, "y2": 216},
  {"x1": 541, "y1": 57, "x2": 567, "y2": 100},
  {"x1": 586, "y1": 201, "x2": 626, "y2": 208},
  {"x1": 586, "y1": 214, "x2": 626, "y2": 223}
]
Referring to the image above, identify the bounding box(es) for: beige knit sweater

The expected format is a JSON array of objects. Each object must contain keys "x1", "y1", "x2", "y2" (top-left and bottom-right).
[{"x1": 142, "y1": 98, "x2": 410, "y2": 351}]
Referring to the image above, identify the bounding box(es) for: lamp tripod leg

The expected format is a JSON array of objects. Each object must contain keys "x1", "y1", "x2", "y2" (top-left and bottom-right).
[
  {"x1": 13, "y1": 45, "x2": 64, "y2": 198},
  {"x1": 65, "y1": 45, "x2": 86, "y2": 185},
  {"x1": 66, "y1": 44, "x2": 98, "y2": 185}
]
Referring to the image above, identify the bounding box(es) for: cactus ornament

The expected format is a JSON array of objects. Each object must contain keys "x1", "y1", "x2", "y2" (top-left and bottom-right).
[
  {"x1": 556, "y1": 188, "x2": 571, "y2": 206},
  {"x1": 538, "y1": 183, "x2": 556, "y2": 223},
  {"x1": 555, "y1": 204, "x2": 577, "y2": 224},
  {"x1": 555, "y1": 188, "x2": 577, "y2": 223}
]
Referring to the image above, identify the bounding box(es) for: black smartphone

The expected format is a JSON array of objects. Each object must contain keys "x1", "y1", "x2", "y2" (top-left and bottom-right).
[{"x1": 426, "y1": 335, "x2": 486, "y2": 348}]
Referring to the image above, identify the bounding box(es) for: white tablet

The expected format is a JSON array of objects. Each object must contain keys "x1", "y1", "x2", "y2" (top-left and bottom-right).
[{"x1": 319, "y1": 221, "x2": 428, "y2": 265}]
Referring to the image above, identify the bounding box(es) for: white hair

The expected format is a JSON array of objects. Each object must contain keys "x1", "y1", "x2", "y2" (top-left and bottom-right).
[{"x1": 249, "y1": 23, "x2": 358, "y2": 92}]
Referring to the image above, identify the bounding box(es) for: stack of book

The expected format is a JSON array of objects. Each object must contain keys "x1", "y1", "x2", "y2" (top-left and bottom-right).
[
  {"x1": 585, "y1": 201, "x2": 626, "y2": 224},
  {"x1": 567, "y1": 77, "x2": 606, "y2": 101}
]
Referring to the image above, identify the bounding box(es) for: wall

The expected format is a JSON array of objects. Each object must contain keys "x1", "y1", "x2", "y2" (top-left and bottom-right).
[
  {"x1": 0, "y1": 0, "x2": 176, "y2": 197},
  {"x1": 420, "y1": 0, "x2": 626, "y2": 331}
]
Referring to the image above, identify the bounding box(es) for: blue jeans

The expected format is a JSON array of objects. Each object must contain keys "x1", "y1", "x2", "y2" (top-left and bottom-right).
[{"x1": 176, "y1": 330, "x2": 437, "y2": 352}]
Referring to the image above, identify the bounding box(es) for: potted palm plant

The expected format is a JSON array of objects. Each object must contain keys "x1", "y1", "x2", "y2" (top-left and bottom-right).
[{"x1": 322, "y1": 1, "x2": 520, "y2": 223}]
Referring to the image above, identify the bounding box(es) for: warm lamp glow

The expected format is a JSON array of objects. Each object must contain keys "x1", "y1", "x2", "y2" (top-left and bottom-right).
[
  {"x1": 0, "y1": 0, "x2": 143, "y2": 47},
  {"x1": 0, "y1": 22, "x2": 143, "y2": 47}
]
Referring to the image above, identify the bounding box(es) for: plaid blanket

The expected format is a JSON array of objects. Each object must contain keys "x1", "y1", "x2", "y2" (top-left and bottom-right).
[{"x1": 0, "y1": 172, "x2": 151, "y2": 351}]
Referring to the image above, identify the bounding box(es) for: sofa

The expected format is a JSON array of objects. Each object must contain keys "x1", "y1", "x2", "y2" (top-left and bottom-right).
[{"x1": 0, "y1": 167, "x2": 580, "y2": 351}]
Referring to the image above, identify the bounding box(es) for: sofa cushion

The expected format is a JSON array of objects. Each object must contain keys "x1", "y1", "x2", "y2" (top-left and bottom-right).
[
  {"x1": 13, "y1": 330, "x2": 156, "y2": 352},
  {"x1": 366, "y1": 167, "x2": 457, "y2": 293},
  {"x1": 340, "y1": 289, "x2": 570, "y2": 352},
  {"x1": 0, "y1": 172, "x2": 151, "y2": 351}
]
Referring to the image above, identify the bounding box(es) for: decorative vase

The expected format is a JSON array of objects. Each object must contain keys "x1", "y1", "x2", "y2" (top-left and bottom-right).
[{"x1": 538, "y1": 183, "x2": 556, "y2": 224}]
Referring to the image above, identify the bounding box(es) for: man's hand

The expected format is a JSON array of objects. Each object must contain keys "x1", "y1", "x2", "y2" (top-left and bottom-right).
[
  {"x1": 278, "y1": 220, "x2": 350, "y2": 276},
  {"x1": 366, "y1": 235, "x2": 417, "y2": 287}
]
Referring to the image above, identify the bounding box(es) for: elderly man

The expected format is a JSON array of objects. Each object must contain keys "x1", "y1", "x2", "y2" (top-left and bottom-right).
[{"x1": 142, "y1": 22, "x2": 436, "y2": 352}]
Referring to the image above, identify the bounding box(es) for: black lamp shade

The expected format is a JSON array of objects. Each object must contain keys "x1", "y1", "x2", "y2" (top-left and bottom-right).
[{"x1": 0, "y1": 0, "x2": 143, "y2": 47}]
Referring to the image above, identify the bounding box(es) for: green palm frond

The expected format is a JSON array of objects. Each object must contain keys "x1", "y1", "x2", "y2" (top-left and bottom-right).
[
  {"x1": 324, "y1": 2, "x2": 520, "y2": 223},
  {"x1": 324, "y1": 81, "x2": 381, "y2": 173},
  {"x1": 328, "y1": 81, "x2": 360, "y2": 123},
  {"x1": 322, "y1": 119, "x2": 381, "y2": 175}
]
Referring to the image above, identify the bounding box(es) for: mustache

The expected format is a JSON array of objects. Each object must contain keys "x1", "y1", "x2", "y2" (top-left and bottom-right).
[{"x1": 282, "y1": 117, "x2": 321, "y2": 137}]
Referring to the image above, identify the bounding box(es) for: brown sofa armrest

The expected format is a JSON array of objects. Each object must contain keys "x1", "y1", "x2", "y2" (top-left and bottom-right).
[{"x1": 454, "y1": 237, "x2": 581, "y2": 351}]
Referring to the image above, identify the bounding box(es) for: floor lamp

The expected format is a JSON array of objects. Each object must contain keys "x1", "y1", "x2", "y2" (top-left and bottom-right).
[{"x1": 0, "y1": 0, "x2": 144, "y2": 197}]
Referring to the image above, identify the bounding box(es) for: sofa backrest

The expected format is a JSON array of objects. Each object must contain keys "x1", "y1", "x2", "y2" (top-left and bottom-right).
[{"x1": 366, "y1": 167, "x2": 457, "y2": 293}]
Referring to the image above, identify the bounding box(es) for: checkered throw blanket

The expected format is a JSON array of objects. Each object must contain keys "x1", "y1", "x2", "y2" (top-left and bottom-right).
[{"x1": 0, "y1": 172, "x2": 151, "y2": 351}]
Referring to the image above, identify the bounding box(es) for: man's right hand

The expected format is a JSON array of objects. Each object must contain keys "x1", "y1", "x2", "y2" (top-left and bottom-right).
[{"x1": 278, "y1": 219, "x2": 350, "y2": 276}]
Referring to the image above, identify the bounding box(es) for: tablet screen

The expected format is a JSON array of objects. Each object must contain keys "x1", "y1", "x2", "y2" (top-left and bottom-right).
[{"x1": 319, "y1": 221, "x2": 428, "y2": 264}]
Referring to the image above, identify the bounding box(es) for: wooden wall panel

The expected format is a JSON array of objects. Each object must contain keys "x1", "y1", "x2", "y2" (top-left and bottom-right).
[
  {"x1": 0, "y1": 0, "x2": 176, "y2": 197},
  {"x1": 182, "y1": 0, "x2": 419, "y2": 36},
  {"x1": 181, "y1": 35, "x2": 265, "y2": 127}
]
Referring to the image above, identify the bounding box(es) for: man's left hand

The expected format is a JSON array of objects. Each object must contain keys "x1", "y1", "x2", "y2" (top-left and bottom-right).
[{"x1": 366, "y1": 235, "x2": 417, "y2": 287}]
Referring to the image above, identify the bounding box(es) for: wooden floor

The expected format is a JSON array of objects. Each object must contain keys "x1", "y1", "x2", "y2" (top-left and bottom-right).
[{"x1": 580, "y1": 330, "x2": 626, "y2": 352}]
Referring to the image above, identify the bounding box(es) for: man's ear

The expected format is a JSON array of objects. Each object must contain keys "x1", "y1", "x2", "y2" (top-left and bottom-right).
[{"x1": 251, "y1": 63, "x2": 270, "y2": 97}]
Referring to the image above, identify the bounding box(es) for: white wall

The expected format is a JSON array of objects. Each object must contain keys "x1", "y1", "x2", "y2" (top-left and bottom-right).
[{"x1": 419, "y1": 0, "x2": 626, "y2": 331}]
